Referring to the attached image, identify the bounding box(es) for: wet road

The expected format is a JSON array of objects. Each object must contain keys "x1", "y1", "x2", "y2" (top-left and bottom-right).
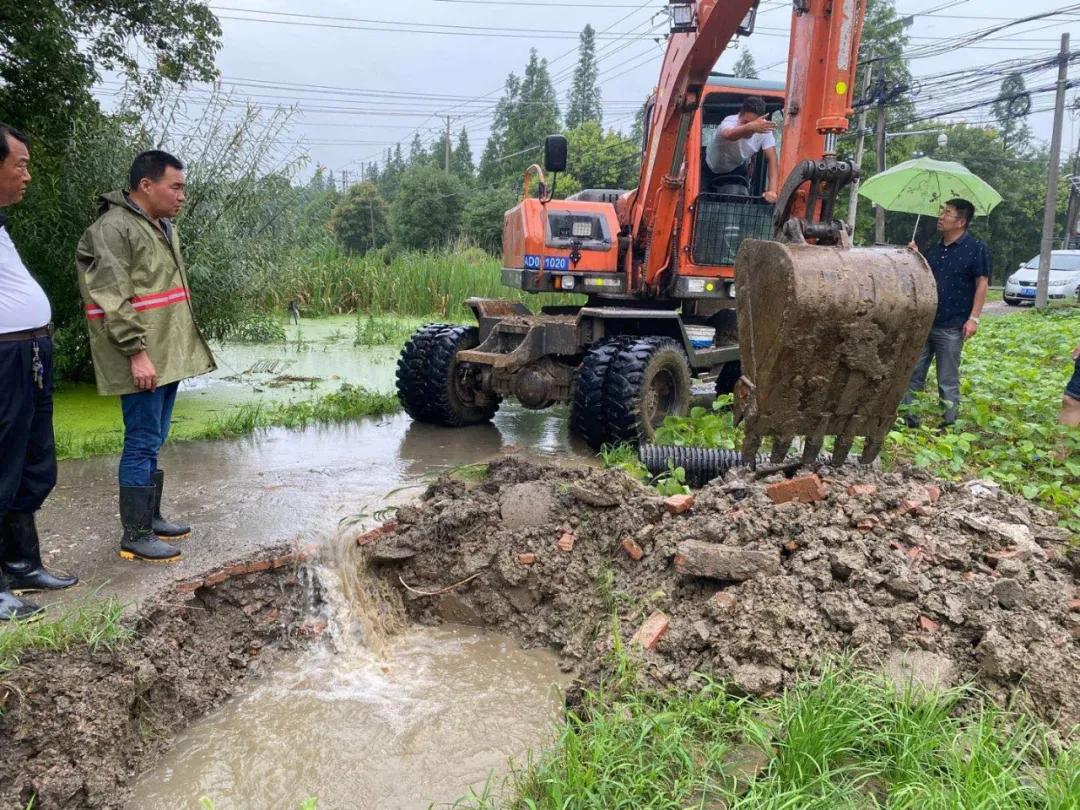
[{"x1": 36, "y1": 408, "x2": 591, "y2": 609}]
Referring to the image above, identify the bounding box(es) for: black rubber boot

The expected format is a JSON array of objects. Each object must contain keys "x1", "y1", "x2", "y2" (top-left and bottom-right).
[
  {"x1": 119, "y1": 486, "x2": 181, "y2": 563},
  {"x1": 151, "y1": 469, "x2": 190, "y2": 540},
  {"x1": 0, "y1": 566, "x2": 44, "y2": 622},
  {"x1": 2, "y1": 512, "x2": 79, "y2": 592}
]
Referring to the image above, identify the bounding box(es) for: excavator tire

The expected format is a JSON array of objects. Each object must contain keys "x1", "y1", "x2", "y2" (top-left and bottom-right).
[
  {"x1": 603, "y1": 337, "x2": 692, "y2": 445},
  {"x1": 570, "y1": 337, "x2": 630, "y2": 450},
  {"x1": 422, "y1": 325, "x2": 500, "y2": 427},
  {"x1": 396, "y1": 323, "x2": 454, "y2": 421}
]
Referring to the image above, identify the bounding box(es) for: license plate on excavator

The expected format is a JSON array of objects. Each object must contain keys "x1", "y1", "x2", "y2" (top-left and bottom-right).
[{"x1": 732, "y1": 239, "x2": 937, "y2": 466}]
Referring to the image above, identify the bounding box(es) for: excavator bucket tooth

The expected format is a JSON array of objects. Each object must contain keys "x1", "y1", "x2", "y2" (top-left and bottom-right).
[{"x1": 733, "y1": 239, "x2": 937, "y2": 466}]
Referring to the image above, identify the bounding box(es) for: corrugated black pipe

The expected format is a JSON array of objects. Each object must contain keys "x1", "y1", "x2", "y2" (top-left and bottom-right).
[{"x1": 638, "y1": 445, "x2": 765, "y2": 487}]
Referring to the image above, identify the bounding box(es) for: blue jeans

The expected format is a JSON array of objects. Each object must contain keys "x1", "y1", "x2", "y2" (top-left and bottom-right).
[
  {"x1": 902, "y1": 326, "x2": 964, "y2": 424},
  {"x1": 118, "y1": 382, "x2": 179, "y2": 486}
]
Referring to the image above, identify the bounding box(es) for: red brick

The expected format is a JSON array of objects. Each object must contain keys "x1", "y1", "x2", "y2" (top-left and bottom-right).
[
  {"x1": 963, "y1": 571, "x2": 976, "y2": 582},
  {"x1": 175, "y1": 579, "x2": 202, "y2": 594},
  {"x1": 766, "y1": 474, "x2": 828, "y2": 505},
  {"x1": 299, "y1": 619, "x2": 328, "y2": 637},
  {"x1": 898, "y1": 499, "x2": 931, "y2": 517},
  {"x1": 203, "y1": 570, "x2": 228, "y2": 587},
  {"x1": 925, "y1": 484, "x2": 942, "y2": 504},
  {"x1": 516, "y1": 552, "x2": 536, "y2": 566},
  {"x1": 621, "y1": 537, "x2": 644, "y2": 561},
  {"x1": 664, "y1": 494, "x2": 695, "y2": 514},
  {"x1": 226, "y1": 563, "x2": 248, "y2": 578},
  {"x1": 856, "y1": 517, "x2": 878, "y2": 532},
  {"x1": 918, "y1": 615, "x2": 940, "y2": 633},
  {"x1": 709, "y1": 592, "x2": 737, "y2": 611},
  {"x1": 246, "y1": 559, "x2": 272, "y2": 573},
  {"x1": 846, "y1": 483, "x2": 879, "y2": 498},
  {"x1": 631, "y1": 611, "x2": 669, "y2": 650},
  {"x1": 272, "y1": 553, "x2": 297, "y2": 569},
  {"x1": 557, "y1": 532, "x2": 576, "y2": 553},
  {"x1": 262, "y1": 607, "x2": 280, "y2": 624},
  {"x1": 1068, "y1": 598, "x2": 1080, "y2": 612},
  {"x1": 297, "y1": 542, "x2": 319, "y2": 561},
  {"x1": 784, "y1": 540, "x2": 799, "y2": 553}
]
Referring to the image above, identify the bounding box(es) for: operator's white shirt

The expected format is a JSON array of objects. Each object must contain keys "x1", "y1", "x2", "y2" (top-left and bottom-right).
[
  {"x1": 705, "y1": 113, "x2": 776, "y2": 174},
  {"x1": 0, "y1": 222, "x2": 51, "y2": 334}
]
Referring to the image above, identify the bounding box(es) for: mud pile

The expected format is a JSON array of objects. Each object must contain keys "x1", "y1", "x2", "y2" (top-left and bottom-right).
[{"x1": 369, "y1": 457, "x2": 1080, "y2": 734}]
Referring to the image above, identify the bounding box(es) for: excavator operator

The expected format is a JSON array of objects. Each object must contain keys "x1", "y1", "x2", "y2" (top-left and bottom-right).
[{"x1": 704, "y1": 96, "x2": 779, "y2": 203}]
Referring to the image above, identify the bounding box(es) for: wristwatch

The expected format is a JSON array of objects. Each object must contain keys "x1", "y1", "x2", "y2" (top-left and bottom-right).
[{"x1": 967, "y1": 316, "x2": 980, "y2": 325}]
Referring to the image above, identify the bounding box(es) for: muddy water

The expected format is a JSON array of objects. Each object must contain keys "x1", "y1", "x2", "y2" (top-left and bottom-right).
[{"x1": 126, "y1": 626, "x2": 567, "y2": 809}]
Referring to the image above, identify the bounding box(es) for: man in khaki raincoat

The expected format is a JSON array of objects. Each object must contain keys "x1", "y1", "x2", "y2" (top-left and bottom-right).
[{"x1": 76, "y1": 151, "x2": 215, "y2": 562}]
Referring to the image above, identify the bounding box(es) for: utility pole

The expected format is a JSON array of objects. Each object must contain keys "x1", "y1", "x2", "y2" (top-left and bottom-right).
[
  {"x1": 847, "y1": 56, "x2": 876, "y2": 230},
  {"x1": 1036, "y1": 32, "x2": 1070, "y2": 310},
  {"x1": 443, "y1": 115, "x2": 454, "y2": 173},
  {"x1": 873, "y1": 61, "x2": 888, "y2": 245},
  {"x1": 1062, "y1": 122, "x2": 1080, "y2": 248},
  {"x1": 340, "y1": 169, "x2": 350, "y2": 191}
]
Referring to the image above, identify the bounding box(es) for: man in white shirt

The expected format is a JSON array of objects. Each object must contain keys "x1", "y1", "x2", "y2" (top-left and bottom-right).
[
  {"x1": 0, "y1": 123, "x2": 78, "y2": 622},
  {"x1": 705, "y1": 96, "x2": 779, "y2": 203}
]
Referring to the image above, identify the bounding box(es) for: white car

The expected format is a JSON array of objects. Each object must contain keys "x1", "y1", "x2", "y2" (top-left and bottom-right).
[{"x1": 1003, "y1": 251, "x2": 1080, "y2": 305}]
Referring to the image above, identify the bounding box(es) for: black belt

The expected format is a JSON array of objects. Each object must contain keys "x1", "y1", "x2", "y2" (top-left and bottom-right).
[{"x1": 0, "y1": 324, "x2": 53, "y2": 343}]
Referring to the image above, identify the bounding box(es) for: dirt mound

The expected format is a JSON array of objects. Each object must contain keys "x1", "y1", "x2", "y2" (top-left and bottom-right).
[{"x1": 370, "y1": 457, "x2": 1080, "y2": 735}]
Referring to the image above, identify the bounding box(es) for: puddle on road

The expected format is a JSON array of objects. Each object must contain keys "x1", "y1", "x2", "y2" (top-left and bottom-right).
[{"x1": 126, "y1": 626, "x2": 567, "y2": 810}]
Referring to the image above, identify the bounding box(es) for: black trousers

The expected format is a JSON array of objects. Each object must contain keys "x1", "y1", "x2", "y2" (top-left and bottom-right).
[{"x1": 0, "y1": 335, "x2": 57, "y2": 514}]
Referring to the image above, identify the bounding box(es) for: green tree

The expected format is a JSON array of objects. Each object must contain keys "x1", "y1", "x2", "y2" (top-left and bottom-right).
[
  {"x1": 565, "y1": 122, "x2": 640, "y2": 190},
  {"x1": 0, "y1": 0, "x2": 221, "y2": 142},
  {"x1": 732, "y1": 49, "x2": 758, "y2": 79},
  {"x1": 451, "y1": 127, "x2": 475, "y2": 181},
  {"x1": 479, "y1": 73, "x2": 521, "y2": 184},
  {"x1": 329, "y1": 182, "x2": 390, "y2": 254},
  {"x1": 990, "y1": 73, "x2": 1032, "y2": 152},
  {"x1": 391, "y1": 165, "x2": 465, "y2": 250},
  {"x1": 377, "y1": 144, "x2": 406, "y2": 201},
  {"x1": 408, "y1": 133, "x2": 428, "y2": 167},
  {"x1": 566, "y1": 25, "x2": 602, "y2": 129},
  {"x1": 462, "y1": 186, "x2": 519, "y2": 253}
]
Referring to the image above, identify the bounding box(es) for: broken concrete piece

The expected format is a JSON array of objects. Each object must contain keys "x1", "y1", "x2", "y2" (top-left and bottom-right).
[
  {"x1": 499, "y1": 482, "x2": 556, "y2": 530},
  {"x1": 732, "y1": 663, "x2": 783, "y2": 696},
  {"x1": 676, "y1": 540, "x2": 780, "y2": 581},
  {"x1": 882, "y1": 649, "x2": 956, "y2": 695}
]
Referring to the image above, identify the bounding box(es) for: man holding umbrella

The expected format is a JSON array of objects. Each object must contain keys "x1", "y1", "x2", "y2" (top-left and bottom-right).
[{"x1": 902, "y1": 198, "x2": 991, "y2": 428}]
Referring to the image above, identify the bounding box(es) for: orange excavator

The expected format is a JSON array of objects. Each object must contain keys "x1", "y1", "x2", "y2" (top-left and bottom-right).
[{"x1": 397, "y1": 0, "x2": 937, "y2": 465}]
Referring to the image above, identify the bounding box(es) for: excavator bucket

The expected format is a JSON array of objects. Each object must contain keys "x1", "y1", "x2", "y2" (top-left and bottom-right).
[{"x1": 732, "y1": 240, "x2": 937, "y2": 466}]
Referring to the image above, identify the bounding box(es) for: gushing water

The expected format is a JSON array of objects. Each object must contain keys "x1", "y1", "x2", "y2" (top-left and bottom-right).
[{"x1": 126, "y1": 533, "x2": 569, "y2": 810}]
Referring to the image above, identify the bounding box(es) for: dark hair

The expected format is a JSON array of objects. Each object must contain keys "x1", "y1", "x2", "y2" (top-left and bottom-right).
[
  {"x1": 945, "y1": 197, "x2": 975, "y2": 228},
  {"x1": 129, "y1": 150, "x2": 184, "y2": 190},
  {"x1": 741, "y1": 96, "x2": 767, "y2": 117},
  {"x1": 0, "y1": 123, "x2": 29, "y2": 163}
]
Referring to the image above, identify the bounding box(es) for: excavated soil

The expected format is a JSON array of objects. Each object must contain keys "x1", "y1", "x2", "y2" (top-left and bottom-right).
[
  {"x1": 0, "y1": 547, "x2": 320, "y2": 810},
  {"x1": 370, "y1": 457, "x2": 1080, "y2": 736}
]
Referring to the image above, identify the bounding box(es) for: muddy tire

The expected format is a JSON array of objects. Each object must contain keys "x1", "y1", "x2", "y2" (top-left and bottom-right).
[
  {"x1": 424, "y1": 326, "x2": 500, "y2": 426},
  {"x1": 397, "y1": 323, "x2": 454, "y2": 421},
  {"x1": 603, "y1": 337, "x2": 692, "y2": 445},
  {"x1": 570, "y1": 338, "x2": 628, "y2": 450}
]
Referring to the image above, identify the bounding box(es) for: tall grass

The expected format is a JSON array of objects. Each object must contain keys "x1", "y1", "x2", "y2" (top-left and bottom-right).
[
  {"x1": 457, "y1": 665, "x2": 1079, "y2": 809},
  {"x1": 266, "y1": 239, "x2": 583, "y2": 319}
]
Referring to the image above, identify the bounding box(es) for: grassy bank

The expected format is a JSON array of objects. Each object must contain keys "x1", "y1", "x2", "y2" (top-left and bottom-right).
[
  {"x1": 641, "y1": 308, "x2": 1080, "y2": 533},
  {"x1": 0, "y1": 597, "x2": 128, "y2": 677},
  {"x1": 53, "y1": 383, "x2": 399, "y2": 460},
  {"x1": 265, "y1": 242, "x2": 582, "y2": 319},
  {"x1": 459, "y1": 664, "x2": 1078, "y2": 808}
]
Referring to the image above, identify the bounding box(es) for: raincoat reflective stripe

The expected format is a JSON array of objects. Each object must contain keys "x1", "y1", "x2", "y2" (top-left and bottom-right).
[{"x1": 84, "y1": 287, "x2": 189, "y2": 320}]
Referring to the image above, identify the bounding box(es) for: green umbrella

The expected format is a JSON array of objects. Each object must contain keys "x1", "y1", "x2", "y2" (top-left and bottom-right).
[{"x1": 858, "y1": 156, "x2": 1002, "y2": 239}]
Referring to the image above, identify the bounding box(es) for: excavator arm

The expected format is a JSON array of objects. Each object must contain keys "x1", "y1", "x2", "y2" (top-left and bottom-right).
[
  {"x1": 632, "y1": 0, "x2": 937, "y2": 465},
  {"x1": 631, "y1": 0, "x2": 865, "y2": 289}
]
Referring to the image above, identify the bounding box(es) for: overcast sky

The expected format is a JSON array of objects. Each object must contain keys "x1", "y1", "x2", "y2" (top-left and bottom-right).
[{"x1": 97, "y1": 1, "x2": 1080, "y2": 181}]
